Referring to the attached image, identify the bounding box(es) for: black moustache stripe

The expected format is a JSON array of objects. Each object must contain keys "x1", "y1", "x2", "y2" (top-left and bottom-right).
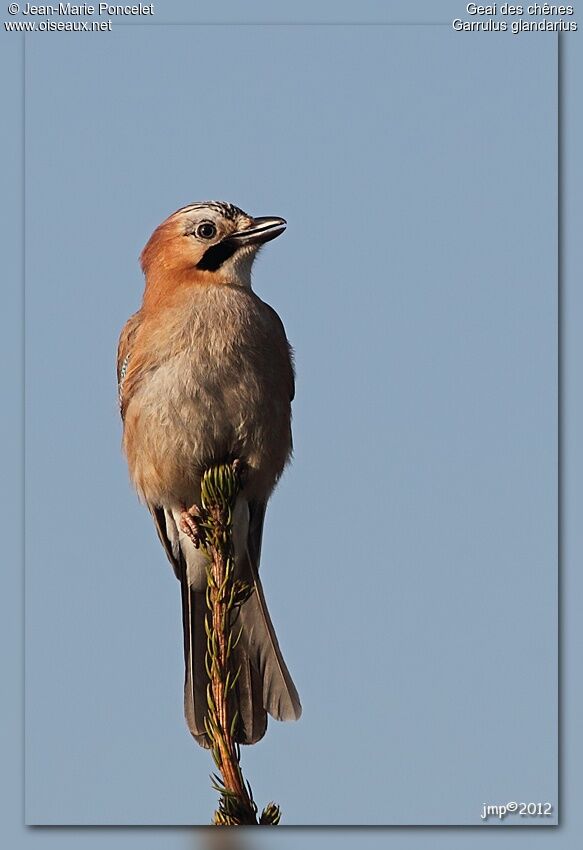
[{"x1": 197, "y1": 240, "x2": 239, "y2": 272}]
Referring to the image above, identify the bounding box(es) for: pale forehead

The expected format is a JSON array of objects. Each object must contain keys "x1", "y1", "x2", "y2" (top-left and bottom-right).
[{"x1": 172, "y1": 201, "x2": 248, "y2": 221}]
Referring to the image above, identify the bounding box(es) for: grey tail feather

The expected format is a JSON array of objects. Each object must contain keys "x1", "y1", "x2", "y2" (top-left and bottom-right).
[
  {"x1": 237, "y1": 556, "x2": 303, "y2": 723},
  {"x1": 180, "y1": 575, "x2": 210, "y2": 748}
]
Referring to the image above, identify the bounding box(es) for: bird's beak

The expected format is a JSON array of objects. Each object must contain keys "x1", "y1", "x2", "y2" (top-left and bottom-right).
[{"x1": 227, "y1": 216, "x2": 287, "y2": 247}]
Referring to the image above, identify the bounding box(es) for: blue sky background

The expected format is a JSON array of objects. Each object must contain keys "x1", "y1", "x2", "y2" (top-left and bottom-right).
[
  {"x1": 2, "y1": 1, "x2": 578, "y2": 840},
  {"x1": 24, "y1": 12, "x2": 556, "y2": 827}
]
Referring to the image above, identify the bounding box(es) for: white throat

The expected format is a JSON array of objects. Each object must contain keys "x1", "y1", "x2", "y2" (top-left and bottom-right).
[{"x1": 219, "y1": 245, "x2": 258, "y2": 288}]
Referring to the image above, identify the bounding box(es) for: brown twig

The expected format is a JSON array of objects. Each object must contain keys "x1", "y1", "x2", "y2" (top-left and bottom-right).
[{"x1": 199, "y1": 463, "x2": 281, "y2": 826}]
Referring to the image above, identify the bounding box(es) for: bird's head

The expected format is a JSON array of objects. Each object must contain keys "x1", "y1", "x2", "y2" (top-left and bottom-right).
[{"x1": 140, "y1": 201, "x2": 286, "y2": 300}]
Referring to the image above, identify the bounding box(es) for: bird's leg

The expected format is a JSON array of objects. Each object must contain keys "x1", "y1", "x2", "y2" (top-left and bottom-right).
[{"x1": 179, "y1": 504, "x2": 204, "y2": 548}]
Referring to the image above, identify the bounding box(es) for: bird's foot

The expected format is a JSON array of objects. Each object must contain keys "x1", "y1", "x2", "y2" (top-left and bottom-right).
[
  {"x1": 231, "y1": 458, "x2": 247, "y2": 485},
  {"x1": 179, "y1": 505, "x2": 204, "y2": 549}
]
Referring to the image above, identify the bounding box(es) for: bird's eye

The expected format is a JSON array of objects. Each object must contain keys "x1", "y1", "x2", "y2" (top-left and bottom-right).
[{"x1": 195, "y1": 222, "x2": 217, "y2": 240}]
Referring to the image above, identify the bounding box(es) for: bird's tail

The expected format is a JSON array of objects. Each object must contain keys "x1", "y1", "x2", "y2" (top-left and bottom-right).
[
  {"x1": 180, "y1": 497, "x2": 301, "y2": 747},
  {"x1": 236, "y1": 559, "x2": 302, "y2": 725}
]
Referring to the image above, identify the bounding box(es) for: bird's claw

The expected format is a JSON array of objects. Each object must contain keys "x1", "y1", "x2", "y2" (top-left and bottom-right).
[
  {"x1": 179, "y1": 505, "x2": 203, "y2": 548},
  {"x1": 232, "y1": 458, "x2": 247, "y2": 485}
]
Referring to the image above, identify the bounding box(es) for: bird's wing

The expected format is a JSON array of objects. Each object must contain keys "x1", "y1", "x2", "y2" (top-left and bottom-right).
[
  {"x1": 117, "y1": 310, "x2": 143, "y2": 419},
  {"x1": 246, "y1": 499, "x2": 267, "y2": 571},
  {"x1": 260, "y1": 300, "x2": 295, "y2": 402},
  {"x1": 148, "y1": 504, "x2": 181, "y2": 580}
]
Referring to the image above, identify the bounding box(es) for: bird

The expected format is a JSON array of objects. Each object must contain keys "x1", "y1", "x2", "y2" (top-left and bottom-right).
[{"x1": 117, "y1": 201, "x2": 301, "y2": 747}]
